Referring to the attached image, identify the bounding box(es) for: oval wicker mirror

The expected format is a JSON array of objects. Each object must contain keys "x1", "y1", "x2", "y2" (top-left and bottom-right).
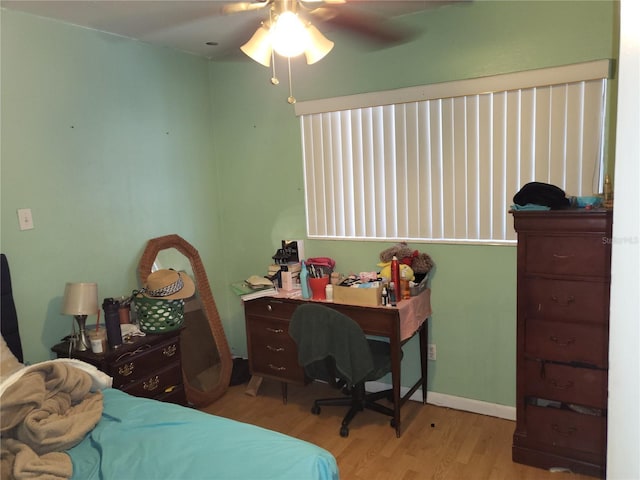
[{"x1": 138, "y1": 234, "x2": 232, "y2": 406}]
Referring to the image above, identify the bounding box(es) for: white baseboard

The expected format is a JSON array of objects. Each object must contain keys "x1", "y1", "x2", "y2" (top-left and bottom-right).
[{"x1": 366, "y1": 381, "x2": 516, "y2": 421}]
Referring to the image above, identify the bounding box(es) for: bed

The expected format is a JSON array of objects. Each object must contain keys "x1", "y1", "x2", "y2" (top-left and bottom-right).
[{"x1": 0, "y1": 337, "x2": 339, "y2": 480}]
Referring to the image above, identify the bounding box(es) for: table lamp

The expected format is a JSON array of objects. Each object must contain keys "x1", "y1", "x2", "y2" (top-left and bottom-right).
[{"x1": 62, "y1": 282, "x2": 99, "y2": 351}]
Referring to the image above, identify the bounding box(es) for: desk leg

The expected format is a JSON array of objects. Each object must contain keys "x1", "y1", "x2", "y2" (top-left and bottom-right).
[
  {"x1": 419, "y1": 321, "x2": 428, "y2": 404},
  {"x1": 390, "y1": 335, "x2": 402, "y2": 437}
]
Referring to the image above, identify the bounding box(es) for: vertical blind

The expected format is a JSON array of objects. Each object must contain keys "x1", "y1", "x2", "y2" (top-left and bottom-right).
[{"x1": 297, "y1": 61, "x2": 610, "y2": 244}]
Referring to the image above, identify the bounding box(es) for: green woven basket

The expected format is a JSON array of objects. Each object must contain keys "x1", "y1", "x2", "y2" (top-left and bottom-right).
[{"x1": 132, "y1": 292, "x2": 184, "y2": 333}]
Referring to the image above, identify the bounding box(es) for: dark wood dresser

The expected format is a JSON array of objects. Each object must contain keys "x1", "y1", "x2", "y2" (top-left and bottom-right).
[
  {"x1": 511, "y1": 209, "x2": 612, "y2": 478},
  {"x1": 52, "y1": 330, "x2": 186, "y2": 406}
]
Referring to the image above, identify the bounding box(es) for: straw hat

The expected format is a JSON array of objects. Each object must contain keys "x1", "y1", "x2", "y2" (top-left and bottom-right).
[{"x1": 142, "y1": 269, "x2": 195, "y2": 300}]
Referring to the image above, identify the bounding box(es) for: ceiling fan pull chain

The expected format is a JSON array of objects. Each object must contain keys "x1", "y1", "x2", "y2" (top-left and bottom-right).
[
  {"x1": 270, "y1": 8, "x2": 279, "y2": 85},
  {"x1": 287, "y1": 57, "x2": 296, "y2": 104},
  {"x1": 270, "y1": 51, "x2": 279, "y2": 85}
]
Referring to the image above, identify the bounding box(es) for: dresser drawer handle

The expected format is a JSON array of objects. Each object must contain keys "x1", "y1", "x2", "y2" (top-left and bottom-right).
[
  {"x1": 552, "y1": 253, "x2": 572, "y2": 259},
  {"x1": 548, "y1": 378, "x2": 574, "y2": 390},
  {"x1": 163, "y1": 345, "x2": 177, "y2": 357},
  {"x1": 266, "y1": 327, "x2": 284, "y2": 334},
  {"x1": 118, "y1": 362, "x2": 135, "y2": 377},
  {"x1": 267, "y1": 345, "x2": 285, "y2": 352},
  {"x1": 267, "y1": 304, "x2": 273, "y2": 312},
  {"x1": 552, "y1": 424, "x2": 577, "y2": 437},
  {"x1": 143, "y1": 375, "x2": 160, "y2": 391},
  {"x1": 549, "y1": 336, "x2": 575, "y2": 347},
  {"x1": 268, "y1": 364, "x2": 286, "y2": 371},
  {"x1": 551, "y1": 295, "x2": 575, "y2": 306}
]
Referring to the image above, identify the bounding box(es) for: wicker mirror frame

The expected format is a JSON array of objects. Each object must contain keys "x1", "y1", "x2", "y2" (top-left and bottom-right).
[{"x1": 138, "y1": 234, "x2": 232, "y2": 406}]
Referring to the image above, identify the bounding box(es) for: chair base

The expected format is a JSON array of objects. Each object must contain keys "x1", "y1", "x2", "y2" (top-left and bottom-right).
[{"x1": 311, "y1": 384, "x2": 395, "y2": 437}]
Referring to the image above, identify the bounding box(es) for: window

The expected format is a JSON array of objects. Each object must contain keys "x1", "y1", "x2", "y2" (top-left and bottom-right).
[{"x1": 296, "y1": 60, "x2": 611, "y2": 244}]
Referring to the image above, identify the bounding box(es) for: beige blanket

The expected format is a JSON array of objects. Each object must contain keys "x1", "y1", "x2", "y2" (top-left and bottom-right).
[{"x1": 0, "y1": 361, "x2": 104, "y2": 480}]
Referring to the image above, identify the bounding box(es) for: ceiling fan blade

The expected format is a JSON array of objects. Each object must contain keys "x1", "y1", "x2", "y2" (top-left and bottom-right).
[
  {"x1": 310, "y1": 4, "x2": 416, "y2": 45},
  {"x1": 222, "y1": 1, "x2": 272, "y2": 15}
]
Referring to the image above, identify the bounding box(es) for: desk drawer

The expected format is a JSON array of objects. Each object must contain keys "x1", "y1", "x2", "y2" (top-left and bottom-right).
[
  {"x1": 244, "y1": 298, "x2": 298, "y2": 320},
  {"x1": 524, "y1": 360, "x2": 607, "y2": 408},
  {"x1": 525, "y1": 235, "x2": 610, "y2": 277},
  {"x1": 524, "y1": 319, "x2": 608, "y2": 367},
  {"x1": 111, "y1": 336, "x2": 181, "y2": 387},
  {"x1": 246, "y1": 316, "x2": 305, "y2": 383}
]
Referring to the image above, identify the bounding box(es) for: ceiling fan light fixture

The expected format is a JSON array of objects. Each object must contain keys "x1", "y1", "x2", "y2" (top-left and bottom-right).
[
  {"x1": 304, "y1": 24, "x2": 334, "y2": 64},
  {"x1": 271, "y1": 11, "x2": 309, "y2": 58},
  {"x1": 240, "y1": 24, "x2": 273, "y2": 67}
]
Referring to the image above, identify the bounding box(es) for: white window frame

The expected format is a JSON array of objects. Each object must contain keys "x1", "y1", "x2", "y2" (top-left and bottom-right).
[{"x1": 296, "y1": 60, "x2": 612, "y2": 245}]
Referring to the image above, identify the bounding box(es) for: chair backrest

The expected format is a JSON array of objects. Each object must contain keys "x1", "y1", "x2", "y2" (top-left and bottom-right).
[
  {"x1": 1, "y1": 254, "x2": 24, "y2": 362},
  {"x1": 289, "y1": 304, "x2": 374, "y2": 386}
]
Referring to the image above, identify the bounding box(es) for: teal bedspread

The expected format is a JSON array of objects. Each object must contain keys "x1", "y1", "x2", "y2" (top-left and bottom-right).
[{"x1": 68, "y1": 388, "x2": 339, "y2": 480}]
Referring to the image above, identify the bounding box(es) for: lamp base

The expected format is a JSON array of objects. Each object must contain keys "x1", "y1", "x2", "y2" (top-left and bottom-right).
[{"x1": 74, "y1": 315, "x2": 90, "y2": 351}]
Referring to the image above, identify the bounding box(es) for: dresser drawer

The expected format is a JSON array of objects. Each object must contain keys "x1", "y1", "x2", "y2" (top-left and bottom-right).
[
  {"x1": 522, "y1": 278, "x2": 609, "y2": 324},
  {"x1": 524, "y1": 405, "x2": 606, "y2": 456},
  {"x1": 244, "y1": 298, "x2": 298, "y2": 321},
  {"x1": 121, "y1": 363, "x2": 183, "y2": 399},
  {"x1": 524, "y1": 319, "x2": 608, "y2": 367},
  {"x1": 525, "y1": 235, "x2": 610, "y2": 277},
  {"x1": 111, "y1": 336, "x2": 181, "y2": 388},
  {"x1": 524, "y1": 360, "x2": 607, "y2": 408}
]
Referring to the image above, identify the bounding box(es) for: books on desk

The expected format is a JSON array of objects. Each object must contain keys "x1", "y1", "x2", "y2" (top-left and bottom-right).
[
  {"x1": 230, "y1": 281, "x2": 278, "y2": 301},
  {"x1": 240, "y1": 287, "x2": 278, "y2": 301}
]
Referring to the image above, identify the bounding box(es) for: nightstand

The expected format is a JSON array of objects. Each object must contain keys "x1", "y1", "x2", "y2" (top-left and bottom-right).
[{"x1": 52, "y1": 330, "x2": 186, "y2": 406}]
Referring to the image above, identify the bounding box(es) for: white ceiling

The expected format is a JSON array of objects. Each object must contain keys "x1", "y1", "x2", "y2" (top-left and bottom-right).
[{"x1": 0, "y1": 1, "x2": 447, "y2": 60}]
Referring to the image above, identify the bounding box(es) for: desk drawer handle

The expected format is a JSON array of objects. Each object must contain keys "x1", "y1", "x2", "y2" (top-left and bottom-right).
[
  {"x1": 267, "y1": 305, "x2": 273, "y2": 312},
  {"x1": 548, "y1": 378, "x2": 574, "y2": 390},
  {"x1": 551, "y1": 295, "x2": 575, "y2": 306},
  {"x1": 143, "y1": 375, "x2": 160, "y2": 391},
  {"x1": 552, "y1": 253, "x2": 573, "y2": 259},
  {"x1": 163, "y1": 345, "x2": 177, "y2": 357},
  {"x1": 267, "y1": 345, "x2": 285, "y2": 352},
  {"x1": 268, "y1": 364, "x2": 286, "y2": 371},
  {"x1": 549, "y1": 335, "x2": 576, "y2": 347},
  {"x1": 266, "y1": 327, "x2": 284, "y2": 334},
  {"x1": 551, "y1": 424, "x2": 577, "y2": 437},
  {"x1": 118, "y1": 362, "x2": 135, "y2": 377}
]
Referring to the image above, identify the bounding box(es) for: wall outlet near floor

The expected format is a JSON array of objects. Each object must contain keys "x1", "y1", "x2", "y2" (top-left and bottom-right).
[{"x1": 428, "y1": 343, "x2": 437, "y2": 361}]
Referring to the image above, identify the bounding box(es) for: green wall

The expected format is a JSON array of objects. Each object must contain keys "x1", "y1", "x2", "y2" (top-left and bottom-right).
[
  {"x1": 1, "y1": 1, "x2": 617, "y2": 408},
  {"x1": 0, "y1": 11, "x2": 223, "y2": 361}
]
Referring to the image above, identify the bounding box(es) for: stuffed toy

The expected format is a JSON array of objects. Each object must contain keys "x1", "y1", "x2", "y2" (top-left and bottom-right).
[
  {"x1": 411, "y1": 252, "x2": 434, "y2": 274},
  {"x1": 379, "y1": 242, "x2": 414, "y2": 266},
  {"x1": 378, "y1": 242, "x2": 434, "y2": 277},
  {"x1": 378, "y1": 262, "x2": 415, "y2": 282}
]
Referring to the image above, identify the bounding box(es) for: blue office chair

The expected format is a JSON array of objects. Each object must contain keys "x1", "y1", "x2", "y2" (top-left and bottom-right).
[{"x1": 289, "y1": 303, "x2": 398, "y2": 437}]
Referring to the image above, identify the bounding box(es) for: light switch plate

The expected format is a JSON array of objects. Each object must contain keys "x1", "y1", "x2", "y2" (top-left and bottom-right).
[{"x1": 17, "y1": 208, "x2": 34, "y2": 230}]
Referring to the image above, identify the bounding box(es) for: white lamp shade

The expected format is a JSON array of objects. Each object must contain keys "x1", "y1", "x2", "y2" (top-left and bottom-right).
[
  {"x1": 62, "y1": 282, "x2": 99, "y2": 316},
  {"x1": 304, "y1": 24, "x2": 334, "y2": 64},
  {"x1": 241, "y1": 25, "x2": 273, "y2": 67}
]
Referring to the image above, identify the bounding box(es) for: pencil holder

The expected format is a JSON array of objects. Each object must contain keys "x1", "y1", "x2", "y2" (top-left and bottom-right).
[{"x1": 308, "y1": 276, "x2": 330, "y2": 300}]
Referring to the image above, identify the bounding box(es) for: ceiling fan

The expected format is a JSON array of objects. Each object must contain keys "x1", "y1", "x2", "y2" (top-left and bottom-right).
[{"x1": 222, "y1": 0, "x2": 416, "y2": 66}]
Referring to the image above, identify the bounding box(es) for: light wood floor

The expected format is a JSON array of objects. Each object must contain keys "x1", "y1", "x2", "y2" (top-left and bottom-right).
[{"x1": 202, "y1": 380, "x2": 596, "y2": 480}]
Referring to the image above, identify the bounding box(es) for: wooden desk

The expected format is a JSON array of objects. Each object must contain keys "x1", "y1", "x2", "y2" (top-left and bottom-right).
[{"x1": 244, "y1": 288, "x2": 432, "y2": 437}]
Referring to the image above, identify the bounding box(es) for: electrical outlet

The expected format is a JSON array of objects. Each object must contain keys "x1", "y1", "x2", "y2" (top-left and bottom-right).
[{"x1": 428, "y1": 343, "x2": 437, "y2": 361}]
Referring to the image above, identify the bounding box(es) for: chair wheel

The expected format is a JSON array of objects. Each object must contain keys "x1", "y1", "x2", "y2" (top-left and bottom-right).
[
  {"x1": 311, "y1": 405, "x2": 321, "y2": 415},
  {"x1": 340, "y1": 426, "x2": 349, "y2": 437}
]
